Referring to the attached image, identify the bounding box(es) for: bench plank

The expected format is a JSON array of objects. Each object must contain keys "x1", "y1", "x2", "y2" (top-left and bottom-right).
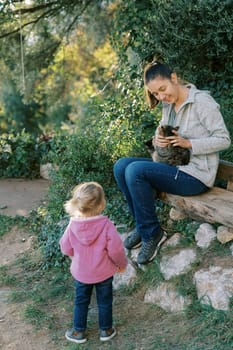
[
  {"x1": 217, "y1": 160, "x2": 233, "y2": 182},
  {"x1": 161, "y1": 187, "x2": 233, "y2": 228}
]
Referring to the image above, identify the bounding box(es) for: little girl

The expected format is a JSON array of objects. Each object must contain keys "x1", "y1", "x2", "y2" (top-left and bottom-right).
[{"x1": 59, "y1": 181, "x2": 128, "y2": 344}]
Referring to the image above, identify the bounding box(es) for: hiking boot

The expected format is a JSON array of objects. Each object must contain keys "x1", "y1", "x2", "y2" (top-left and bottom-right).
[
  {"x1": 100, "y1": 327, "x2": 117, "y2": 342},
  {"x1": 124, "y1": 228, "x2": 141, "y2": 249},
  {"x1": 137, "y1": 231, "x2": 167, "y2": 265},
  {"x1": 65, "y1": 328, "x2": 87, "y2": 344}
]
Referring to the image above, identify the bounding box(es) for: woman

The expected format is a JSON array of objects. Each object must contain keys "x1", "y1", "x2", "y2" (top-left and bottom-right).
[{"x1": 114, "y1": 61, "x2": 231, "y2": 265}]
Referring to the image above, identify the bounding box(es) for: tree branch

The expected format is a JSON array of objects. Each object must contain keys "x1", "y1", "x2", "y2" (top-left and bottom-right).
[
  {"x1": 13, "y1": 1, "x2": 59, "y2": 15},
  {"x1": 0, "y1": 0, "x2": 96, "y2": 39},
  {"x1": 0, "y1": 8, "x2": 57, "y2": 39}
]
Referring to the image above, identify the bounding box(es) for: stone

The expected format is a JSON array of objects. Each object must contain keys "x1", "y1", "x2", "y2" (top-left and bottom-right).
[
  {"x1": 144, "y1": 282, "x2": 191, "y2": 312},
  {"x1": 160, "y1": 248, "x2": 197, "y2": 280},
  {"x1": 169, "y1": 207, "x2": 187, "y2": 220},
  {"x1": 194, "y1": 266, "x2": 233, "y2": 311},
  {"x1": 113, "y1": 260, "x2": 137, "y2": 290},
  {"x1": 40, "y1": 163, "x2": 59, "y2": 180},
  {"x1": 217, "y1": 226, "x2": 233, "y2": 244},
  {"x1": 195, "y1": 223, "x2": 216, "y2": 248},
  {"x1": 230, "y1": 243, "x2": 233, "y2": 256},
  {"x1": 162, "y1": 233, "x2": 182, "y2": 248}
]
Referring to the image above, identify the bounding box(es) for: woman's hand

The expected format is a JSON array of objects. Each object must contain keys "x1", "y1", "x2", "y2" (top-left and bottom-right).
[
  {"x1": 153, "y1": 134, "x2": 170, "y2": 148},
  {"x1": 166, "y1": 129, "x2": 192, "y2": 149}
]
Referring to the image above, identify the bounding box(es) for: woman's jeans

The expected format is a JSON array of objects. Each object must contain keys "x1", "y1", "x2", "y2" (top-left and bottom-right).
[
  {"x1": 113, "y1": 157, "x2": 208, "y2": 242},
  {"x1": 73, "y1": 276, "x2": 113, "y2": 331}
]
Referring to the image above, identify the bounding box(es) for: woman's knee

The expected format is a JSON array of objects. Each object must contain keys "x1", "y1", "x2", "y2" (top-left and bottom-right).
[
  {"x1": 114, "y1": 157, "x2": 130, "y2": 177},
  {"x1": 125, "y1": 162, "x2": 144, "y2": 185}
]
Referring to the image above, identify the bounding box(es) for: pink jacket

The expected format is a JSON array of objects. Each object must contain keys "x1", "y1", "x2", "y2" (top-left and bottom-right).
[{"x1": 59, "y1": 215, "x2": 128, "y2": 283}]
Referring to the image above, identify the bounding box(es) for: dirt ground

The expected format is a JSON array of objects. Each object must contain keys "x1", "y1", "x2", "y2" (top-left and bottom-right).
[
  {"x1": 1, "y1": 179, "x2": 231, "y2": 349},
  {"x1": 0, "y1": 178, "x2": 59, "y2": 350},
  {"x1": 0, "y1": 178, "x2": 50, "y2": 217}
]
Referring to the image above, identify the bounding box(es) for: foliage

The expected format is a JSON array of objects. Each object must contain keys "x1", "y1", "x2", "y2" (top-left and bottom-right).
[
  {"x1": 112, "y1": 0, "x2": 233, "y2": 84},
  {"x1": 1, "y1": 0, "x2": 232, "y2": 155},
  {"x1": 91, "y1": 88, "x2": 160, "y2": 160},
  {"x1": 0, "y1": 130, "x2": 40, "y2": 178},
  {"x1": 0, "y1": 214, "x2": 23, "y2": 238},
  {"x1": 0, "y1": 1, "x2": 117, "y2": 134},
  {"x1": 30, "y1": 128, "x2": 132, "y2": 268},
  {"x1": 0, "y1": 79, "x2": 47, "y2": 134}
]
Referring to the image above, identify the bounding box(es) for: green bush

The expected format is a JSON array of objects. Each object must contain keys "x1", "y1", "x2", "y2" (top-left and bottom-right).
[
  {"x1": 0, "y1": 130, "x2": 40, "y2": 178},
  {"x1": 33, "y1": 128, "x2": 132, "y2": 268},
  {"x1": 112, "y1": 0, "x2": 233, "y2": 84},
  {"x1": 93, "y1": 88, "x2": 160, "y2": 160}
]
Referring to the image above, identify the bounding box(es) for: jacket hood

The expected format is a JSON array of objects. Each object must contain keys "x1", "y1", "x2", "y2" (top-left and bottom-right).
[
  {"x1": 162, "y1": 84, "x2": 212, "y2": 117},
  {"x1": 185, "y1": 84, "x2": 211, "y2": 104},
  {"x1": 68, "y1": 215, "x2": 109, "y2": 246}
]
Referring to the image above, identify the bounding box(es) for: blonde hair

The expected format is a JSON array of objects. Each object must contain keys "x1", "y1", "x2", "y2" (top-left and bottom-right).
[{"x1": 64, "y1": 182, "x2": 106, "y2": 217}]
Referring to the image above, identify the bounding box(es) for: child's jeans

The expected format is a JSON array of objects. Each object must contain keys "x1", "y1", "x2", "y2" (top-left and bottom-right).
[
  {"x1": 73, "y1": 276, "x2": 113, "y2": 331},
  {"x1": 113, "y1": 157, "x2": 208, "y2": 242}
]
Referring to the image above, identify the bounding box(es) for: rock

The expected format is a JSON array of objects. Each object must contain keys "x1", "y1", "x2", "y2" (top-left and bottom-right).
[
  {"x1": 169, "y1": 207, "x2": 187, "y2": 221},
  {"x1": 194, "y1": 266, "x2": 233, "y2": 311},
  {"x1": 230, "y1": 243, "x2": 233, "y2": 256},
  {"x1": 144, "y1": 282, "x2": 191, "y2": 312},
  {"x1": 217, "y1": 226, "x2": 233, "y2": 244},
  {"x1": 195, "y1": 223, "x2": 216, "y2": 248},
  {"x1": 160, "y1": 248, "x2": 197, "y2": 280},
  {"x1": 113, "y1": 260, "x2": 137, "y2": 290},
  {"x1": 40, "y1": 163, "x2": 59, "y2": 180},
  {"x1": 162, "y1": 233, "x2": 182, "y2": 248}
]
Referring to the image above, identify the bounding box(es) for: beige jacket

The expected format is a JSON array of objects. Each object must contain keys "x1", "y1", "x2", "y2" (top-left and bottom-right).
[{"x1": 159, "y1": 85, "x2": 231, "y2": 187}]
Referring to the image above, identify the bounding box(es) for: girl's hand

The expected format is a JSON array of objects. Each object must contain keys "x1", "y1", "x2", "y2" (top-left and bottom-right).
[
  {"x1": 166, "y1": 129, "x2": 192, "y2": 149},
  {"x1": 117, "y1": 267, "x2": 126, "y2": 273}
]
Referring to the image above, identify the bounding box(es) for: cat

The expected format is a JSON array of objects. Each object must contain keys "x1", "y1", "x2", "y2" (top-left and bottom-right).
[{"x1": 145, "y1": 125, "x2": 190, "y2": 166}]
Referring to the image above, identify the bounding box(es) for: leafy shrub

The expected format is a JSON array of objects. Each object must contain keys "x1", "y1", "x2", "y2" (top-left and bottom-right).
[
  {"x1": 112, "y1": 0, "x2": 233, "y2": 85},
  {"x1": 38, "y1": 219, "x2": 69, "y2": 270},
  {"x1": 33, "y1": 128, "x2": 133, "y2": 268},
  {"x1": 92, "y1": 87, "x2": 160, "y2": 160},
  {"x1": 0, "y1": 130, "x2": 40, "y2": 178}
]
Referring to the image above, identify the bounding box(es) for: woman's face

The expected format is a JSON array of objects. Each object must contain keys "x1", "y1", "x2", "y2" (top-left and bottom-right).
[{"x1": 146, "y1": 73, "x2": 179, "y2": 105}]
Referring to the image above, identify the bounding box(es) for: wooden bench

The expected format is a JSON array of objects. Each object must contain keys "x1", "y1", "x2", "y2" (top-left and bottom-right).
[{"x1": 159, "y1": 160, "x2": 233, "y2": 228}]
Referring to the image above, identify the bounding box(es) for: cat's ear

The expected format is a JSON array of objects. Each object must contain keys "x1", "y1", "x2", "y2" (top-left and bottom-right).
[{"x1": 174, "y1": 126, "x2": 179, "y2": 131}]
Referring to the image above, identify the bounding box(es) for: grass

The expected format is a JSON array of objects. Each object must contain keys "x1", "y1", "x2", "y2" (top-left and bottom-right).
[
  {"x1": 24, "y1": 304, "x2": 55, "y2": 328},
  {"x1": 0, "y1": 265, "x2": 17, "y2": 286},
  {"x1": 0, "y1": 214, "x2": 17, "y2": 237},
  {"x1": 1, "y1": 214, "x2": 233, "y2": 350},
  {"x1": 3, "y1": 250, "x2": 232, "y2": 350}
]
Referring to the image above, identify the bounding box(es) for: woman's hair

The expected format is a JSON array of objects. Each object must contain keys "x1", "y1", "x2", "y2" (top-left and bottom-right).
[
  {"x1": 64, "y1": 182, "x2": 105, "y2": 217},
  {"x1": 143, "y1": 61, "x2": 173, "y2": 109}
]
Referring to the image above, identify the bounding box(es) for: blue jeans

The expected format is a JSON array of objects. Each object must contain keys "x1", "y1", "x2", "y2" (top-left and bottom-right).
[
  {"x1": 73, "y1": 276, "x2": 113, "y2": 331},
  {"x1": 113, "y1": 157, "x2": 208, "y2": 242}
]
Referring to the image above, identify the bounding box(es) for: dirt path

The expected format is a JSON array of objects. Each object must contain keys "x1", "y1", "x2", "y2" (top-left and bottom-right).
[
  {"x1": 0, "y1": 178, "x2": 50, "y2": 217},
  {"x1": 0, "y1": 179, "x2": 59, "y2": 350}
]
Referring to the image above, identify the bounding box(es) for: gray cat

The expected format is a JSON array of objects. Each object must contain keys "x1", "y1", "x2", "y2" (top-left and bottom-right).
[{"x1": 145, "y1": 125, "x2": 190, "y2": 166}]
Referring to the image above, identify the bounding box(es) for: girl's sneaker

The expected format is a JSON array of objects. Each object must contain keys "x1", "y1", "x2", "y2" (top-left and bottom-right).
[
  {"x1": 100, "y1": 327, "x2": 116, "y2": 341},
  {"x1": 65, "y1": 328, "x2": 87, "y2": 344}
]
